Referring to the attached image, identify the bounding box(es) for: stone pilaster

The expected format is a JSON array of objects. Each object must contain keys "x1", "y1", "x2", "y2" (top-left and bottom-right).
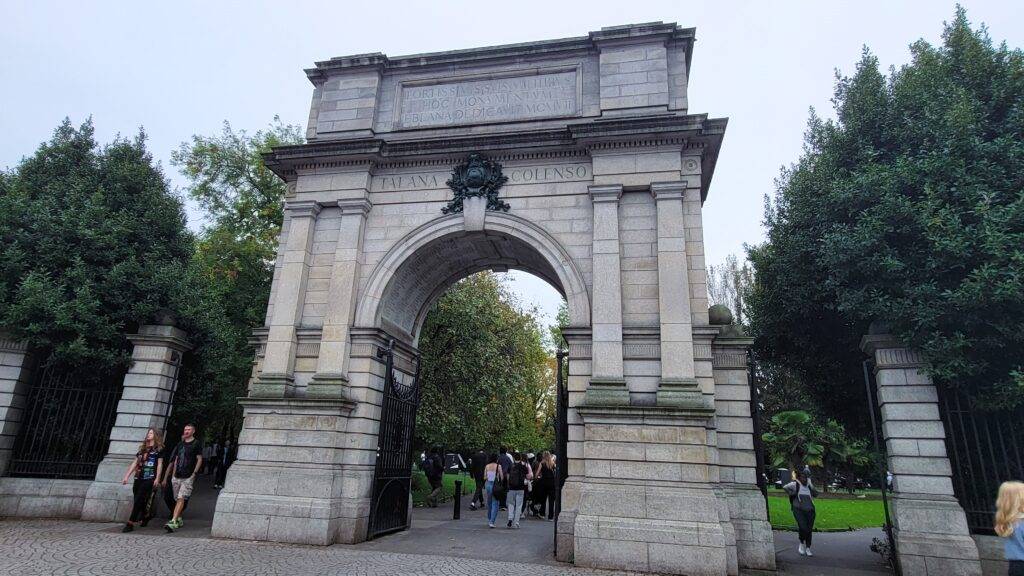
[
  {"x1": 650, "y1": 182, "x2": 705, "y2": 409},
  {"x1": 81, "y1": 323, "x2": 191, "y2": 522},
  {"x1": 309, "y1": 198, "x2": 372, "y2": 399},
  {"x1": 861, "y1": 332, "x2": 981, "y2": 576},
  {"x1": 255, "y1": 199, "x2": 321, "y2": 397},
  {"x1": 0, "y1": 334, "x2": 33, "y2": 477},
  {"x1": 586, "y1": 184, "x2": 627, "y2": 405},
  {"x1": 712, "y1": 326, "x2": 775, "y2": 571}
]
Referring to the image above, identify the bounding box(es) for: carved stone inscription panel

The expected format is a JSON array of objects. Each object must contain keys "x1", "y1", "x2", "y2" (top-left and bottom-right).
[{"x1": 398, "y1": 70, "x2": 578, "y2": 128}]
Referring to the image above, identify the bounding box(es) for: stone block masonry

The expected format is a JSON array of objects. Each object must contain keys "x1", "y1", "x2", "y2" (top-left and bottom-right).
[
  {"x1": 233, "y1": 21, "x2": 759, "y2": 576},
  {"x1": 862, "y1": 332, "x2": 981, "y2": 576}
]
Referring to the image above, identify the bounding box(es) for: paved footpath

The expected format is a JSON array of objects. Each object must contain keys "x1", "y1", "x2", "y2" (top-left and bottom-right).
[{"x1": 0, "y1": 519, "x2": 642, "y2": 576}]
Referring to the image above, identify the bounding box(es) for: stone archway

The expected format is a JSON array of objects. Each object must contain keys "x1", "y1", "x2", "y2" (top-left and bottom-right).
[{"x1": 212, "y1": 22, "x2": 774, "y2": 576}]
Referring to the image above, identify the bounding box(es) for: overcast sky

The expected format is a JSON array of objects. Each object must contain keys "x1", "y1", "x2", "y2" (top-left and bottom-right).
[{"x1": 2, "y1": 1, "x2": 1020, "y2": 329}]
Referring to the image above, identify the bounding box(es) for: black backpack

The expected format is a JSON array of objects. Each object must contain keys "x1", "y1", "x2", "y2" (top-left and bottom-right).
[{"x1": 508, "y1": 462, "x2": 526, "y2": 490}]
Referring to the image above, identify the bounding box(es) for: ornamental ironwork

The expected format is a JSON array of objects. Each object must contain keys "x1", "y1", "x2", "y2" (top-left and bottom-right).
[{"x1": 441, "y1": 153, "x2": 510, "y2": 214}]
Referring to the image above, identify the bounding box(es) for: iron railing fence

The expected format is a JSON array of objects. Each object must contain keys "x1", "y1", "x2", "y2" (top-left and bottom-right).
[
  {"x1": 937, "y1": 386, "x2": 1024, "y2": 535},
  {"x1": 9, "y1": 362, "x2": 123, "y2": 479}
]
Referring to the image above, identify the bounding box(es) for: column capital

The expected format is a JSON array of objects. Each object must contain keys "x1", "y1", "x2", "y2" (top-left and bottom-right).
[
  {"x1": 337, "y1": 198, "x2": 372, "y2": 216},
  {"x1": 588, "y1": 184, "x2": 623, "y2": 203},
  {"x1": 284, "y1": 199, "x2": 322, "y2": 218},
  {"x1": 650, "y1": 181, "x2": 686, "y2": 200},
  {"x1": 127, "y1": 324, "x2": 192, "y2": 353}
]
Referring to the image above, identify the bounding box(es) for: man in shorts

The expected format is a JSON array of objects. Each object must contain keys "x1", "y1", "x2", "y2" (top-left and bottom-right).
[{"x1": 165, "y1": 423, "x2": 203, "y2": 532}]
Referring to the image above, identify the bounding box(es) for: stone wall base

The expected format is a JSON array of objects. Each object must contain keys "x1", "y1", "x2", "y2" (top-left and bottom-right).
[
  {"x1": 572, "y1": 482, "x2": 734, "y2": 576},
  {"x1": 892, "y1": 496, "x2": 982, "y2": 576},
  {"x1": 80, "y1": 456, "x2": 134, "y2": 522},
  {"x1": 973, "y1": 534, "x2": 1006, "y2": 576},
  {"x1": 724, "y1": 486, "x2": 776, "y2": 571},
  {"x1": 0, "y1": 477, "x2": 90, "y2": 518},
  {"x1": 211, "y1": 461, "x2": 368, "y2": 545}
]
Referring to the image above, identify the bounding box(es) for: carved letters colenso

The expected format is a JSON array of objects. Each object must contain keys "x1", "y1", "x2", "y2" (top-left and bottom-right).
[
  {"x1": 373, "y1": 163, "x2": 590, "y2": 191},
  {"x1": 399, "y1": 71, "x2": 577, "y2": 128}
]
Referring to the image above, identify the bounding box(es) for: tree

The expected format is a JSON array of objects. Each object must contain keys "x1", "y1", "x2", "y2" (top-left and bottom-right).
[
  {"x1": 169, "y1": 119, "x2": 303, "y2": 433},
  {"x1": 416, "y1": 272, "x2": 555, "y2": 452},
  {"x1": 707, "y1": 254, "x2": 754, "y2": 325},
  {"x1": 748, "y1": 7, "x2": 1024, "y2": 418},
  {"x1": 0, "y1": 119, "x2": 192, "y2": 376},
  {"x1": 761, "y1": 410, "x2": 824, "y2": 471}
]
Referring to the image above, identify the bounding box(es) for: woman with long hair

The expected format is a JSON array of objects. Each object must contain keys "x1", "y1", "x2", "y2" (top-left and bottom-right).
[
  {"x1": 483, "y1": 453, "x2": 504, "y2": 529},
  {"x1": 121, "y1": 427, "x2": 164, "y2": 532},
  {"x1": 531, "y1": 451, "x2": 556, "y2": 520},
  {"x1": 995, "y1": 481, "x2": 1024, "y2": 576}
]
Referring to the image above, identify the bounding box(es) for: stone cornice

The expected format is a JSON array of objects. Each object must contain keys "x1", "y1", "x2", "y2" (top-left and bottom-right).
[
  {"x1": 305, "y1": 22, "x2": 695, "y2": 82},
  {"x1": 265, "y1": 113, "x2": 726, "y2": 202}
]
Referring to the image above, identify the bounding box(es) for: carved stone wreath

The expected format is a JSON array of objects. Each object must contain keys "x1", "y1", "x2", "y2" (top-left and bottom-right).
[{"x1": 441, "y1": 153, "x2": 510, "y2": 214}]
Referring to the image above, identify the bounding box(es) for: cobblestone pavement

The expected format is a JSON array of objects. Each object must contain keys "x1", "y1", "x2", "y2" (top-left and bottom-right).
[{"x1": 0, "y1": 519, "x2": 640, "y2": 576}]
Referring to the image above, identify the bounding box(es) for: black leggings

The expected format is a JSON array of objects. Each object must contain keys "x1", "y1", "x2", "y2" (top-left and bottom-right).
[
  {"x1": 1009, "y1": 560, "x2": 1024, "y2": 576},
  {"x1": 129, "y1": 478, "x2": 155, "y2": 523},
  {"x1": 792, "y1": 506, "x2": 815, "y2": 547}
]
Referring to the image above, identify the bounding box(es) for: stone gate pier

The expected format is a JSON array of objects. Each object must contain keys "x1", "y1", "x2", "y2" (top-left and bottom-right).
[{"x1": 213, "y1": 22, "x2": 774, "y2": 575}]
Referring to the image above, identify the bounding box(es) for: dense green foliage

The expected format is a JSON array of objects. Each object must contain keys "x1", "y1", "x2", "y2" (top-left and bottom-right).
[
  {"x1": 0, "y1": 120, "x2": 192, "y2": 376},
  {"x1": 763, "y1": 410, "x2": 873, "y2": 491},
  {"x1": 169, "y1": 119, "x2": 303, "y2": 432},
  {"x1": 417, "y1": 272, "x2": 555, "y2": 453},
  {"x1": 748, "y1": 8, "x2": 1024, "y2": 418}
]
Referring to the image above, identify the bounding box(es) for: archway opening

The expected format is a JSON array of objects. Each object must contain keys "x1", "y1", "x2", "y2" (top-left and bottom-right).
[{"x1": 358, "y1": 228, "x2": 573, "y2": 565}]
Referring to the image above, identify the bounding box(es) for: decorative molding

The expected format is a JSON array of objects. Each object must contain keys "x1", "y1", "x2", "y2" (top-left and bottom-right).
[
  {"x1": 712, "y1": 350, "x2": 747, "y2": 369},
  {"x1": 623, "y1": 343, "x2": 659, "y2": 360},
  {"x1": 589, "y1": 184, "x2": 623, "y2": 203},
  {"x1": 693, "y1": 343, "x2": 713, "y2": 361}
]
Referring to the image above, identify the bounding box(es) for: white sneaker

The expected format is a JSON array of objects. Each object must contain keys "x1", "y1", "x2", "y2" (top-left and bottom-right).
[
  {"x1": 798, "y1": 543, "x2": 806, "y2": 555},
  {"x1": 805, "y1": 547, "x2": 814, "y2": 557}
]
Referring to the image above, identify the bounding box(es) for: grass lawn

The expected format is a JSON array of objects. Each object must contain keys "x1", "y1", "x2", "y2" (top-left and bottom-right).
[
  {"x1": 410, "y1": 471, "x2": 477, "y2": 507},
  {"x1": 768, "y1": 494, "x2": 886, "y2": 531}
]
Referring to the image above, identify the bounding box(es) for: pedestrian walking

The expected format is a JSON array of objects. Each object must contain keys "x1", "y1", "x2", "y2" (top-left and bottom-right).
[
  {"x1": 995, "y1": 481, "x2": 1024, "y2": 576},
  {"x1": 214, "y1": 439, "x2": 236, "y2": 489},
  {"x1": 497, "y1": 446, "x2": 512, "y2": 510},
  {"x1": 484, "y1": 453, "x2": 504, "y2": 528},
  {"x1": 469, "y1": 448, "x2": 487, "y2": 510},
  {"x1": 505, "y1": 452, "x2": 532, "y2": 529},
  {"x1": 783, "y1": 470, "x2": 818, "y2": 556},
  {"x1": 532, "y1": 451, "x2": 556, "y2": 520},
  {"x1": 120, "y1": 428, "x2": 164, "y2": 532},
  {"x1": 164, "y1": 423, "x2": 204, "y2": 532},
  {"x1": 423, "y1": 447, "x2": 444, "y2": 507}
]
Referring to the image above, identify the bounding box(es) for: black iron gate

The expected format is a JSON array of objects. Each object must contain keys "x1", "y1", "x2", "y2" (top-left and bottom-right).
[
  {"x1": 9, "y1": 361, "x2": 123, "y2": 479},
  {"x1": 553, "y1": 347, "x2": 568, "y2": 555},
  {"x1": 937, "y1": 386, "x2": 1024, "y2": 534},
  {"x1": 862, "y1": 360, "x2": 902, "y2": 576},
  {"x1": 367, "y1": 340, "x2": 422, "y2": 539},
  {"x1": 746, "y1": 353, "x2": 770, "y2": 520}
]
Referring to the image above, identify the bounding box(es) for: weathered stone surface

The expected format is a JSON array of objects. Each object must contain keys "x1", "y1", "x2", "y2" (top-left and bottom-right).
[
  {"x1": 862, "y1": 333, "x2": 981, "y2": 575},
  {"x1": 237, "y1": 22, "x2": 742, "y2": 575}
]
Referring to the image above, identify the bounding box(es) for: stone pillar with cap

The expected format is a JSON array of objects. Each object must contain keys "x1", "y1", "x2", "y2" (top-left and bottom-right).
[
  {"x1": 81, "y1": 321, "x2": 191, "y2": 522},
  {"x1": 708, "y1": 305, "x2": 776, "y2": 571},
  {"x1": 861, "y1": 326, "x2": 981, "y2": 576}
]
